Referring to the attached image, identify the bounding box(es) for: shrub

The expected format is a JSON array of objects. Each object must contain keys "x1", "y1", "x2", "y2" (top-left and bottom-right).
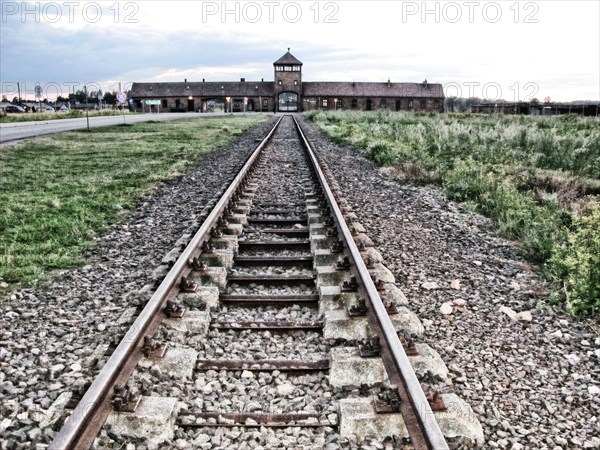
[
  {"x1": 305, "y1": 110, "x2": 600, "y2": 316},
  {"x1": 367, "y1": 140, "x2": 398, "y2": 166},
  {"x1": 549, "y1": 200, "x2": 600, "y2": 315}
]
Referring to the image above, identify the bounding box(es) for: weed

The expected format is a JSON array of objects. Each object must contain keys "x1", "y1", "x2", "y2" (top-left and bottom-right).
[
  {"x1": 0, "y1": 109, "x2": 132, "y2": 123},
  {"x1": 306, "y1": 110, "x2": 600, "y2": 316}
]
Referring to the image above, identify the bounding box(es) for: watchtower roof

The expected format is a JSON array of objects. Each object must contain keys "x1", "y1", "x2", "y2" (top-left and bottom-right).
[{"x1": 274, "y1": 49, "x2": 303, "y2": 66}]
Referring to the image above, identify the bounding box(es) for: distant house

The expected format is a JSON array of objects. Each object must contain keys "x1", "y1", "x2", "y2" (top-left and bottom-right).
[
  {"x1": 471, "y1": 102, "x2": 599, "y2": 116},
  {"x1": 130, "y1": 50, "x2": 445, "y2": 113}
]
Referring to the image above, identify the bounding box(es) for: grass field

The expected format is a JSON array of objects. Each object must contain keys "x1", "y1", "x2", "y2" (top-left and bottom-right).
[
  {"x1": 0, "y1": 115, "x2": 268, "y2": 297},
  {"x1": 306, "y1": 110, "x2": 600, "y2": 316},
  {"x1": 0, "y1": 109, "x2": 133, "y2": 123}
]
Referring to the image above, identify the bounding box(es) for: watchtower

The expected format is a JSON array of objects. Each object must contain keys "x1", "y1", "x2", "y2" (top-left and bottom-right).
[{"x1": 273, "y1": 48, "x2": 302, "y2": 112}]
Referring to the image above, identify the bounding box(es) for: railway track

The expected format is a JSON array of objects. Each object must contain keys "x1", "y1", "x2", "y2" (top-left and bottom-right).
[{"x1": 50, "y1": 115, "x2": 482, "y2": 449}]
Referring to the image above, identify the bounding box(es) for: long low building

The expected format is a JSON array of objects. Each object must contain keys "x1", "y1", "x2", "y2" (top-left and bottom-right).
[
  {"x1": 471, "y1": 102, "x2": 600, "y2": 116},
  {"x1": 130, "y1": 50, "x2": 444, "y2": 113}
]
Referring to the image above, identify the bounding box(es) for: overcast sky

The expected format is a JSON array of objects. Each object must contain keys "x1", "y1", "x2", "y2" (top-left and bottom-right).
[{"x1": 1, "y1": 0, "x2": 599, "y2": 101}]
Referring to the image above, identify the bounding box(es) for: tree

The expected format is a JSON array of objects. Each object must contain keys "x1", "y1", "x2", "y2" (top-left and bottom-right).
[
  {"x1": 103, "y1": 91, "x2": 116, "y2": 106},
  {"x1": 70, "y1": 90, "x2": 87, "y2": 103}
]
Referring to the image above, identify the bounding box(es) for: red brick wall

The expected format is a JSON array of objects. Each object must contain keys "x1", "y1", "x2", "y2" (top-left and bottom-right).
[{"x1": 302, "y1": 96, "x2": 444, "y2": 113}]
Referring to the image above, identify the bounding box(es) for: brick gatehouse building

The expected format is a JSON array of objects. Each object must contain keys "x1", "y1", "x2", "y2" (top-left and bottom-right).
[{"x1": 130, "y1": 50, "x2": 444, "y2": 113}]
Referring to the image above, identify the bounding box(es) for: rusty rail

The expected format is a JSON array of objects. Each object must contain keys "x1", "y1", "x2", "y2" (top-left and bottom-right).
[
  {"x1": 293, "y1": 115, "x2": 449, "y2": 450},
  {"x1": 51, "y1": 114, "x2": 448, "y2": 449},
  {"x1": 49, "y1": 115, "x2": 284, "y2": 450}
]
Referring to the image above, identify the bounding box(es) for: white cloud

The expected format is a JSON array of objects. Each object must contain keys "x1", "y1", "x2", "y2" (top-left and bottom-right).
[{"x1": 2, "y1": 1, "x2": 599, "y2": 101}]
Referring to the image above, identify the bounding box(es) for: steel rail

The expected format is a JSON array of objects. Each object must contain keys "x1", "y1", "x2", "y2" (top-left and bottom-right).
[
  {"x1": 293, "y1": 115, "x2": 449, "y2": 450},
  {"x1": 50, "y1": 115, "x2": 284, "y2": 450}
]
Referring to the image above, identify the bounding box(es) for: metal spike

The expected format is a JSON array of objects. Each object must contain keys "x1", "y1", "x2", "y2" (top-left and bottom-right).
[
  {"x1": 341, "y1": 276, "x2": 358, "y2": 292},
  {"x1": 112, "y1": 385, "x2": 141, "y2": 413},
  {"x1": 374, "y1": 386, "x2": 402, "y2": 413},
  {"x1": 142, "y1": 335, "x2": 167, "y2": 359},
  {"x1": 189, "y1": 257, "x2": 208, "y2": 272},
  {"x1": 335, "y1": 256, "x2": 351, "y2": 271},
  {"x1": 201, "y1": 242, "x2": 215, "y2": 254},
  {"x1": 359, "y1": 335, "x2": 382, "y2": 357},
  {"x1": 180, "y1": 276, "x2": 197, "y2": 293},
  {"x1": 347, "y1": 298, "x2": 367, "y2": 316},
  {"x1": 424, "y1": 388, "x2": 447, "y2": 412},
  {"x1": 383, "y1": 297, "x2": 398, "y2": 314},
  {"x1": 165, "y1": 300, "x2": 185, "y2": 318},
  {"x1": 330, "y1": 241, "x2": 343, "y2": 253}
]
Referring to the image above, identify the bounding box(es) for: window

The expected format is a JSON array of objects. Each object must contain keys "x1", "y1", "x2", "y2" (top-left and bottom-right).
[
  {"x1": 336, "y1": 98, "x2": 343, "y2": 109},
  {"x1": 434, "y1": 100, "x2": 440, "y2": 109},
  {"x1": 395, "y1": 99, "x2": 401, "y2": 111},
  {"x1": 162, "y1": 99, "x2": 167, "y2": 108},
  {"x1": 275, "y1": 64, "x2": 300, "y2": 72},
  {"x1": 380, "y1": 99, "x2": 386, "y2": 108},
  {"x1": 420, "y1": 100, "x2": 426, "y2": 109},
  {"x1": 322, "y1": 99, "x2": 328, "y2": 108},
  {"x1": 408, "y1": 99, "x2": 414, "y2": 109},
  {"x1": 351, "y1": 98, "x2": 358, "y2": 109},
  {"x1": 262, "y1": 99, "x2": 268, "y2": 108}
]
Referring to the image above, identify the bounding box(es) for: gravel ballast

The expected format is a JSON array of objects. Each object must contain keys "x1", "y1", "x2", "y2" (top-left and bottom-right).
[
  {"x1": 0, "y1": 117, "x2": 277, "y2": 448},
  {"x1": 4, "y1": 113, "x2": 597, "y2": 449},
  {"x1": 298, "y1": 116, "x2": 600, "y2": 449},
  {"x1": 93, "y1": 116, "x2": 408, "y2": 449}
]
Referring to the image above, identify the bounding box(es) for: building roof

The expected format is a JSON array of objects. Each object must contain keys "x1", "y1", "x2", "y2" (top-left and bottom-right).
[
  {"x1": 273, "y1": 50, "x2": 303, "y2": 66},
  {"x1": 303, "y1": 81, "x2": 444, "y2": 98},
  {"x1": 130, "y1": 80, "x2": 444, "y2": 99},
  {"x1": 130, "y1": 81, "x2": 274, "y2": 98}
]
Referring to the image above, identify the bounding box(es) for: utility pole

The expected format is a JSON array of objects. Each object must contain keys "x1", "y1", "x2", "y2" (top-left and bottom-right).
[
  {"x1": 85, "y1": 86, "x2": 90, "y2": 131},
  {"x1": 35, "y1": 84, "x2": 42, "y2": 112}
]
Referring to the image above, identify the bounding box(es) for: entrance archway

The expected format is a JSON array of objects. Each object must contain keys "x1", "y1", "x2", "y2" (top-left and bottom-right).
[
  {"x1": 205, "y1": 99, "x2": 225, "y2": 113},
  {"x1": 278, "y1": 92, "x2": 298, "y2": 112}
]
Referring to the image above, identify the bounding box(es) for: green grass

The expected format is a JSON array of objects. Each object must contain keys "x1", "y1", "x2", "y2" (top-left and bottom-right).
[
  {"x1": 0, "y1": 115, "x2": 268, "y2": 297},
  {"x1": 0, "y1": 109, "x2": 133, "y2": 123},
  {"x1": 306, "y1": 110, "x2": 600, "y2": 316}
]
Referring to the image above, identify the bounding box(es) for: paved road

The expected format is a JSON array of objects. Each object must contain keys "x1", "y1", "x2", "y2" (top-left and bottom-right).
[{"x1": 0, "y1": 112, "x2": 241, "y2": 144}]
